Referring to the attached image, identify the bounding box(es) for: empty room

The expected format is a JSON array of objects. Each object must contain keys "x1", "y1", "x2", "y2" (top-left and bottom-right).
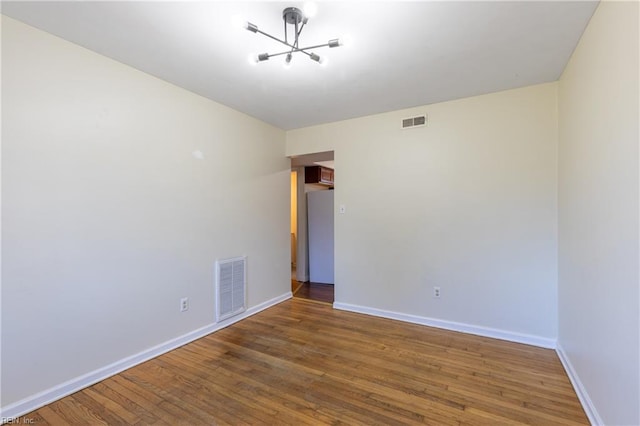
[{"x1": 1, "y1": 1, "x2": 638, "y2": 425}]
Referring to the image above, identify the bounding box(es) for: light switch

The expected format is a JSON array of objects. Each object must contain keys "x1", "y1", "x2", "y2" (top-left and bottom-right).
[{"x1": 339, "y1": 204, "x2": 346, "y2": 214}]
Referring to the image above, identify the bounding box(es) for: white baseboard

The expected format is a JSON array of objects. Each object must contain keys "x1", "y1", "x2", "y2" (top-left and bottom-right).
[
  {"x1": 332, "y1": 302, "x2": 556, "y2": 349},
  {"x1": 556, "y1": 343, "x2": 602, "y2": 426},
  {"x1": 0, "y1": 292, "x2": 292, "y2": 422}
]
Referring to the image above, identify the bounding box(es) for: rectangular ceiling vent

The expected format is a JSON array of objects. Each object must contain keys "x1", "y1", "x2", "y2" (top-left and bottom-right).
[
  {"x1": 215, "y1": 256, "x2": 247, "y2": 322},
  {"x1": 401, "y1": 114, "x2": 427, "y2": 129}
]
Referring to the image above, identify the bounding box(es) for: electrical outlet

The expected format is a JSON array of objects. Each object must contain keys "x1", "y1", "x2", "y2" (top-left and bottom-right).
[
  {"x1": 433, "y1": 286, "x2": 441, "y2": 298},
  {"x1": 180, "y1": 297, "x2": 189, "y2": 312}
]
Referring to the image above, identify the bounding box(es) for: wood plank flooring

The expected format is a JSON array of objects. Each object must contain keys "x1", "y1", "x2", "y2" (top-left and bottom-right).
[
  {"x1": 20, "y1": 299, "x2": 588, "y2": 425},
  {"x1": 292, "y1": 280, "x2": 334, "y2": 304}
]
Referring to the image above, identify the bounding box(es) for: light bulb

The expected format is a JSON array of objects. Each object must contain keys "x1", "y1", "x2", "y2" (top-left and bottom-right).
[
  {"x1": 303, "y1": 2, "x2": 318, "y2": 18},
  {"x1": 231, "y1": 14, "x2": 244, "y2": 30},
  {"x1": 344, "y1": 35, "x2": 354, "y2": 47},
  {"x1": 247, "y1": 53, "x2": 259, "y2": 65}
]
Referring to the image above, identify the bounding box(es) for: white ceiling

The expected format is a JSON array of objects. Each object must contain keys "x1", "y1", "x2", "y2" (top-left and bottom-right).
[{"x1": 2, "y1": 1, "x2": 598, "y2": 130}]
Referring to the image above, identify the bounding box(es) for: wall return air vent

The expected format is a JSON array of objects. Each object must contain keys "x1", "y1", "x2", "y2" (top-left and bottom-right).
[
  {"x1": 215, "y1": 256, "x2": 247, "y2": 322},
  {"x1": 401, "y1": 114, "x2": 427, "y2": 129}
]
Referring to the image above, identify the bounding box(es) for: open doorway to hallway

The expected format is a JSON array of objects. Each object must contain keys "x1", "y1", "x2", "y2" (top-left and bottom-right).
[{"x1": 290, "y1": 151, "x2": 335, "y2": 304}]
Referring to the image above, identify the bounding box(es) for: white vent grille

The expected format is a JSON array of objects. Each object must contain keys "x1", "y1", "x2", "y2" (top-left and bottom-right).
[
  {"x1": 215, "y1": 256, "x2": 247, "y2": 322},
  {"x1": 401, "y1": 114, "x2": 427, "y2": 129}
]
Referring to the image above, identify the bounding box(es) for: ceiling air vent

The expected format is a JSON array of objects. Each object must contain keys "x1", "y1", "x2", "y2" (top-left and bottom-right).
[{"x1": 401, "y1": 114, "x2": 427, "y2": 129}]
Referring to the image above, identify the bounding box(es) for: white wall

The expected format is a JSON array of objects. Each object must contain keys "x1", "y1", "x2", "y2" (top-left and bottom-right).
[
  {"x1": 557, "y1": 1, "x2": 640, "y2": 424},
  {"x1": 1, "y1": 16, "x2": 290, "y2": 409},
  {"x1": 287, "y1": 83, "x2": 559, "y2": 342}
]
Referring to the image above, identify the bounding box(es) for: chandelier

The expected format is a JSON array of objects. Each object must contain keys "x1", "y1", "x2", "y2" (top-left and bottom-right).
[{"x1": 242, "y1": 5, "x2": 343, "y2": 66}]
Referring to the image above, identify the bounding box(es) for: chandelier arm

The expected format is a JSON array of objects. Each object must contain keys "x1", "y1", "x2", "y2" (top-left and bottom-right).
[
  {"x1": 287, "y1": 21, "x2": 306, "y2": 58},
  {"x1": 284, "y1": 19, "x2": 288, "y2": 45},
  {"x1": 295, "y1": 42, "x2": 332, "y2": 51},
  {"x1": 264, "y1": 48, "x2": 313, "y2": 59},
  {"x1": 260, "y1": 41, "x2": 334, "y2": 60},
  {"x1": 255, "y1": 29, "x2": 295, "y2": 50},
  {"x1": 295, "y1": 22, "x2": 306, "y2": 49}
]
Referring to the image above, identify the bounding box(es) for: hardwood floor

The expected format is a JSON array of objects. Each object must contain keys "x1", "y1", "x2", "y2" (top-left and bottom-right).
[
  {"x1": 292, "y1": 280, "x2": 334, "y2": 304},
  {"x1": 21, "y1": 299, "x2": 588, "y2": 425}
]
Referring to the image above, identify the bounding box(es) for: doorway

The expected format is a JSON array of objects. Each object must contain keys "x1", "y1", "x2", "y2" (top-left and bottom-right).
[{"x1": 290, "y1": 151, "x2": 335, "y2": 304}]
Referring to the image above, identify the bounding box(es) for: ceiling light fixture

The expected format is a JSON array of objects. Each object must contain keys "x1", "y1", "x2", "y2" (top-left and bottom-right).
[{"x1": 243, "y1": 5, "x2": 342, "y2": 66}]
